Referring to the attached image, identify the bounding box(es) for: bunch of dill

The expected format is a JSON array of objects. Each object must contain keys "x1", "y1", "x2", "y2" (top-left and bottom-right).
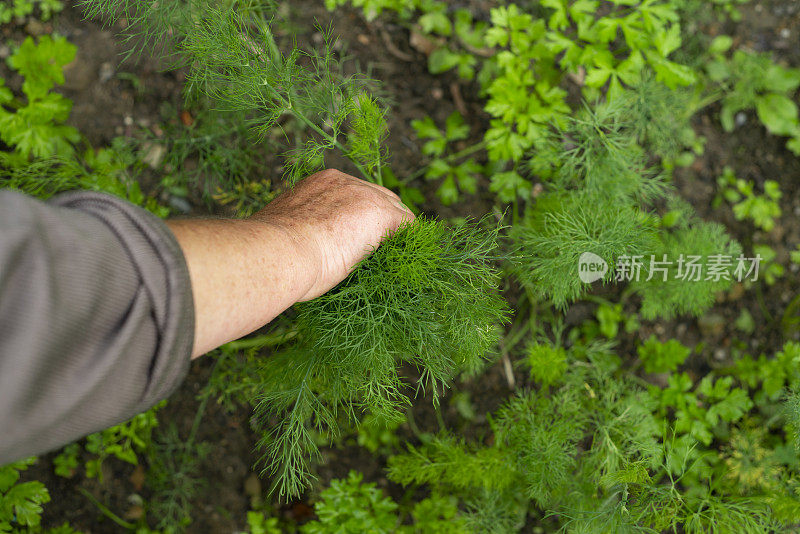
[{"x1": 254, "y1": 217, "x2": 509, "y2": 497}]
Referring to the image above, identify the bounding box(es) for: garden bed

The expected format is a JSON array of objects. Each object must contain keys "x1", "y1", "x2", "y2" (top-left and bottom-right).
[{"x1": 3, "y1": 0, "x2": 800, "y2": 531}]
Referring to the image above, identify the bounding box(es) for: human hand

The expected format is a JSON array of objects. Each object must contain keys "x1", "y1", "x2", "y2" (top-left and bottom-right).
[
  {"x1": 250, "y1": 169, "x2": 415, "y2": 301},
  {"x1": 168, "y1": 168, "x2": 414, "y2": 357}
]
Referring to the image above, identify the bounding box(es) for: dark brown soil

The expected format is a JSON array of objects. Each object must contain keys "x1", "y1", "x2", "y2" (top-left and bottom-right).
[{"x1": 4, "y1": 0, "x2": 800, "y2": 532}]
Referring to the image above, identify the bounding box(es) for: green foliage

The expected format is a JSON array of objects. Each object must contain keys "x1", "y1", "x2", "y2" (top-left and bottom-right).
[
  {"x1": 407, "y1": 494, "x2": 468, "y2": 534},
  {"x1": 327, "y1": 0, "x2": 743, "y2": 325},
  {"x1": 0, "y1": 35, "x2": 80, "y2": 159},
  {"x1": 389, "y1": 351, "x2": 673, "y2": 530},
  {"x1": 245, "y1": 511, "x2": 281, "y2": 534},
  {"x1": 52, "y1": 444, "x2": 80, "y2": 478},
  {"x1": 147, "y1": 109, "x2": 272, "y2": 211},
  {"x1": 651, "y1": 373, "x2": 752, "y2": 446},
  {"x1": 146, "y1": 424, "x2": 211, "y2": 532},
  {"x1": 706, "y1": 47, "x2": 800, "y2": 155},
  {"x1": 82, "y1": 1, "x2": 388, "y2": 186},
  {"x1": 302, "y1": 471, "x2": 398, "y2": 533},
  {"x1": 509, "y1": 94, "x2": 718, "y2": 313},
  {"x1": 296, "y1": 217, "x2": 506, "y2": 396},
  {"x1": 752, "y1": 244, "x2": 784, "y2": 286},
  {"x1": 477, "y1": 0, "x2": 694, "y2": 164},
  {"x1": 783, "y1": 388, "x2": 800, "y2": 451},
  {"x1": 356, "y1": 413, "x2": 403, "y2": 454},
  {"x1": 791, "y1": 245, "x2": 800, "y2": 266},
  {"x1": 84, "y1": 403, "x2": 162, "y2": 478},
  {"x1": 722, "y1": 426, "x2": 780, "y2": 495},
  {"x1": 80, "y1": 0, "x2": 269, "y2": 64},
  {"x1": 203, "y1": 331, "x2": 299, "y2": 414},
  {"x1": 673, "y1": 0, "x2": 748, "y2": 24},
  {"x1": 512, "y1": 189, "x2": 656, "y2": 309},
  {"x1": 0, "y1": 0, "x2": 63, "y2": 23},
  {"x1": 255, "y1": 217, "x2": 508, "y2": 497},
  {"x1": 731, "y1": 342, "x2": 800, "y2": 403},
  {"x1": 181, "y1": 8, "x2": 386, "y2": 184},
  {"x1": 411, "y1": 112, "x2": 480, "y2": 206},
  {"x1": 388, "y1": 334, "x2": 800, "y2": 532},
  {"x1": 1, "y1": 142, "x2": 170, "y2": 217},
  {"x1": 303, "y1": 471, "x2": 468, "y2": 533},
  {"x1": 332, "y1": 0, "x2": 700, "y2": 211},
  {"x1": 324, "y1": 0, "x2": 417, "y2": 22},
  {"x1": 637, "y1": 335, "x2": 691, "y2": 373},
  {"x1": 388, "y1": 434, "x2": 517, "y2": 492},
  {"x1": 56, "y1": 2, "x2": 800, "y2": 532},
  {"x1": 630, "y1": 212, "x2": 742, "y2": 320},
  {"x1": 587, "y1": 302, "x2": 639, "y2": 340},
  {"x1": 317, "y1": 0, "x2": 743, "y2": 333},
  {"x1": 487, "y1": 170, "x2": 531, "y2": 204},
  {"x1": 715, "y1": 167, "x2": 782, "y2": 232},
  {"x1": 526, "y1": 2, "x2": 687, "y2": 146},
  {"x1": 9, "y1": 35, "x2": 74, "y2": 100},
  {"x1": 525, "y1": 343, "x2": 567, "y2": 387},
  {"x1": 52, "y1": 401, "x2": 164, "y2": 481},
  {"x1": 0, "y1": 458, "x2": 49, "y2": 532},
  {"x1": 0, "y1": 34, "x2": 172, "y2": 216},
  {"x1": 77, "y1": 3, "x2": 515, "y2": 502}
]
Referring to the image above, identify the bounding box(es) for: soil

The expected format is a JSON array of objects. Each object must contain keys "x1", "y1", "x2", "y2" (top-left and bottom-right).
[{"x1": 4, "y1": 0, "x2": 800, "y2": 532}]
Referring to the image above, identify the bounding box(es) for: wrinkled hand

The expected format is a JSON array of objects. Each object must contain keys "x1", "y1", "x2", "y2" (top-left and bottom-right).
[{"x1": 250, "y1": 169, "x2": 415, "y2": 301}]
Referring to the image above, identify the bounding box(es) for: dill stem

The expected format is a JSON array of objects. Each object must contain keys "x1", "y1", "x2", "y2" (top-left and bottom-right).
[
  {"x1": 78, "y1": 488, "x2": 136, "y2": 530},
  {"x1": 503, "y1": 318, "x2": 531, "y2": 352},
  {"x1": 188, "y1": 355, "x2": 227, "y2": 447},
  {"x1": 404, "y1": 406, "x2": 426, "y2": 441},
  {"x1": 434, "y1": 405, "x2": 446, "y2": 433},
  {"x1": 253, "y1": 27, "x2": 381, "y2": 186},
  {"x1": 222, "y1": 329, "x2": 298, "y2": 350},
  {"x1": 288, "y1": 102, "x2": 379, "y2": 185}
]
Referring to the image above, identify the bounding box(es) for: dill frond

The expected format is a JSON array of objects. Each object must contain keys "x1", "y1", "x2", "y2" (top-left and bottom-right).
[
  {"x1": 511, "y1": 190, "x2": 658, "y2": 310},
  {"x1": 255, "y1": 217, "x2": 509, "y2": 498}
]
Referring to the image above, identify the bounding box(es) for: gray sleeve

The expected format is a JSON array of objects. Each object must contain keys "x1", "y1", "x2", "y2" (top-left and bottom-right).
[{"x1": 0, "y1": 189, "x2": 195, "y2": 465}]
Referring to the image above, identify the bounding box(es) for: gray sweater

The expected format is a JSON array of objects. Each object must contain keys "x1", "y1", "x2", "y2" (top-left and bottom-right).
[{"x1": 0, "y1": 189, "x2": 194, "y2": 465}]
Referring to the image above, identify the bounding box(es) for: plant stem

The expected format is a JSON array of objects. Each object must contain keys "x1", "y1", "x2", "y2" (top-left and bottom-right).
[
  {"x1": 512, "y1": 198, "x2": 519, "y2": 226},
  {"x1": 189, "y1": 355, "x2": 227, "y2": 446},
  {"x1": 755, "y1": 283, "x2": 773, "y2": 324},
  {"x1": 78, "y1": 487, "x2": 136, "y2": 530},
  {"x1": 404, "y1": 406, "x2": 425, "y2": 441},
  {"x1": 257, "y1": 28, "x2": 380, "y2": 185},
  {"x1": 434, "y1": 404, "x2": 446, "y2": 433},
  {"x1": 221, "y1": 329, "x2": 297, "y2": 350},
  {"x1": 288, "y1": 101, "x2": 378, "y2": 185},
  {"x1": 401, "y1": 140, "x2": 488, "y2": 185}
]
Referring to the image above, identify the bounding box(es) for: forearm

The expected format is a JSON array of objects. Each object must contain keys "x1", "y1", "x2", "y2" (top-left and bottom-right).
[
  {"x1": 167, "y1": 169, "x2": 412, "y2": 359},
  {"x1": 166, "y1": 218, "x2": 316, "y2": 358}
]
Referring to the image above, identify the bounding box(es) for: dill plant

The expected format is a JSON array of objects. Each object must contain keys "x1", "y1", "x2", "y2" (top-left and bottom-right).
[
  {"x1": 144, "y1": 108, "x2": 272, "y2": 211},
  {"x1": 509, "y1": 90, "x2": 743, "y2": 316},
  {"x1": 80, "y1": 0, "x2": 511, "y2": 499},
  {"x1": 326, "y1": 0, "x2": 746, "y2": 320},
  {"x1": 255, "y1": 217, "x2": 509, "y2": 497},
  {"x1": 387, "y1": 336, "x2": 800, "y2": 532},
  {"x1": 82, "y1": 0, "x2": 391, "y2": 186},
  {"x1": 18, "y1": 2, "x2": 793, "y2": 529}
]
